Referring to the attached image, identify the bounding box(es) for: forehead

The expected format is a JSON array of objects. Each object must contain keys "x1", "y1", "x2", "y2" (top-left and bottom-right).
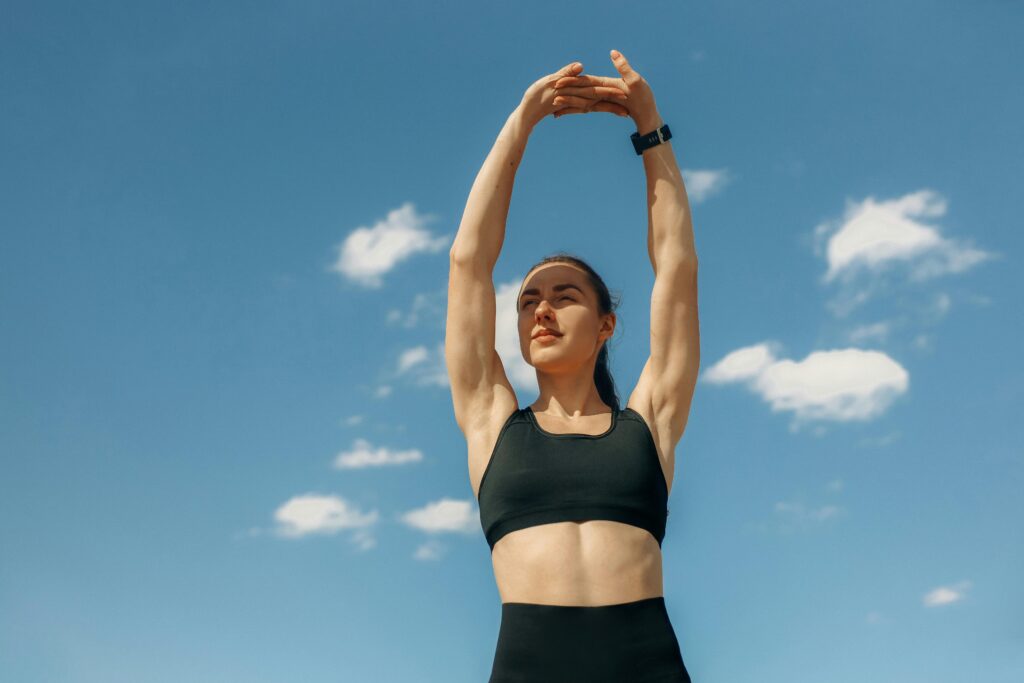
[{"x1": 518, "y1": 262, "x2": 588, "y2": 298}]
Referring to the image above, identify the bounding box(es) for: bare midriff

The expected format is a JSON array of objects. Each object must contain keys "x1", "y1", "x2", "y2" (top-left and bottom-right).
[{"x1": 490, "y1": 520, "x2": 664, "y2": 606}]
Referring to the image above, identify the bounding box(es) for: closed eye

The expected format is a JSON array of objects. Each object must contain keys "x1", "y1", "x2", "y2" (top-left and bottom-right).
[{"x1": 523, "y1": 296, "x2": 574, "y2": 307}]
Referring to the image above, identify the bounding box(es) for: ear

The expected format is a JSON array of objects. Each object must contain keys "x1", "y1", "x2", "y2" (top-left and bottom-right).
[{"x1": 599, "y1": 311, "x2": 616, "y2": 341}]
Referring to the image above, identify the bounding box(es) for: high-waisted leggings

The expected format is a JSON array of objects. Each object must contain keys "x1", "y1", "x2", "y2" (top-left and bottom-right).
[{"x1": 488, "y1": 596, "x2": 693, "y2": 683}]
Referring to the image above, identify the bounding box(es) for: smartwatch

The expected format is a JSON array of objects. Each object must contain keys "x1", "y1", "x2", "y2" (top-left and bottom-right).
[{"x1": 631, "y1": 123, "x2": 672, "y2": 156}]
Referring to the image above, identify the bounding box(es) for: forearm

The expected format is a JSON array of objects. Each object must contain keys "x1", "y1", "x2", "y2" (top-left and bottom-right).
[
  {"x1": 636, "y1": 113, "x2": 697, "y2": 272},
  {"x1": 450, "y1": 105, "x2": 535, "y2": 270}
]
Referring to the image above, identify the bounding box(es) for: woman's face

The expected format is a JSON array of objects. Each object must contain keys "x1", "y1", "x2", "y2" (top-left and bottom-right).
[{"x1": 517, "y1": 263, "x2": 615, "y2": 371}]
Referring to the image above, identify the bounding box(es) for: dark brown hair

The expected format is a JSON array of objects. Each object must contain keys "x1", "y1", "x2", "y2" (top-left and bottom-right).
[{"x1": 519, "y1": 252, "x2": 622, "y2": 413}]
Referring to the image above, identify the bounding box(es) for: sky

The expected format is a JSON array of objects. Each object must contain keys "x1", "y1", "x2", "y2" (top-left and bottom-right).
[{"x1": 2, "y1": 1, "x2": 1022, "y2": 682}]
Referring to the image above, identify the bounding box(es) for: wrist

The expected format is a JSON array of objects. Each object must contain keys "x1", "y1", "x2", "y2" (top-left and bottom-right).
[
  {"x1": 633, "y1": 112, "x2": 664, "y2": 134},
  {"x1": 512, "y1": 102, "x2": 540, "y2": 135}
]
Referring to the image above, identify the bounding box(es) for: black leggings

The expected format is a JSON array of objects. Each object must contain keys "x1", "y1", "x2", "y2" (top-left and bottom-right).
[{"x1": 488, "y1": 596, "x2": 693, "y2": 683}]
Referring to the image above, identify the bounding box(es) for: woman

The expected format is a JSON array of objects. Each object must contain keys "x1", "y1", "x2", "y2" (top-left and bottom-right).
[{"x1": 446, "y1": 49, "x2": 700, "y2": 683}]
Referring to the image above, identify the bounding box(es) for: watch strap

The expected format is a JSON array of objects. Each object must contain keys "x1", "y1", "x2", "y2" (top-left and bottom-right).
[{"x1": 631, "y1": 123, "x2": 672, "y2": 155}]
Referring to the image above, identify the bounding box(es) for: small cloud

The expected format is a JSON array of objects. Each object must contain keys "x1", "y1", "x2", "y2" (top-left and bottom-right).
[
  {"x1": 329, "y1": 202, "x2": 451, "y2": 288},
  {"x1": 332, "y1": 438, "x2": 423, "y2": 469},
  {"x1": 385, "y1": 288, "x2": 447, "y2": 329},
  {"x1": 682, "y1": 168, "x2": 731, "y2": 204},
  {"x1": 350, "y1": 528, "x2": 377, "y2": 552},
  {"x1": 393, "y1": 342, "x2": 449, "y2": 388},
  {"x1": 690, "y1": 49, "x2": 706, "y2": 62},
  {"x1": 271, "y1": 493, "x2": 378, "y2": 539},
  {"x1": 342, "y1": 414, "x2": 365, "y2": 427},
  {"x1": 847, "y1": 321, "x2": 891, "y2": 345},
  {"x1": 399, "y1": 497, "x2": 478, "y2": 535},
  {"x1": 825, "y1": 478, "x2": 844, "y2": 493},
  {"x1": 413, "y1": 539, "x2": 446, "y2": 561},
  {"x1": 923, "y1": 580, "x2": 972, "y2": 607},
  {"x1": 375, "y1": 385, "x2": 393, "y2": 398},
  {"x1": 865, "y1": 611, "x2": 885, "y2": 624}
]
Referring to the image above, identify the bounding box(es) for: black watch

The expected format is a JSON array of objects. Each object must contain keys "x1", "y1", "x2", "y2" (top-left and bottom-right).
[{"x1": 631, "y1": 123, "x2": 672, "y2": 155}]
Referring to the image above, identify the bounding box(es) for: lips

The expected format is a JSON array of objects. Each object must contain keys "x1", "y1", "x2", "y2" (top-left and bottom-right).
[{"x1": 533, "y1": 329, "x2": 562, "y2": 339}]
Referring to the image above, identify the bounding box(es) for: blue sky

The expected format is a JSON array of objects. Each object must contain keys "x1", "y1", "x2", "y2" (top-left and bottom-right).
[{"x1": 2, "y1": 1, "x2": 1022, "y2": 682}]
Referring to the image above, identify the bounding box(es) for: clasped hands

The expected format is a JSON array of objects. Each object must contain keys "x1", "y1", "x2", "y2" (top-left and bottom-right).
[{"x1": 519, "y1": 49, "x2": 662, "y2": 132}]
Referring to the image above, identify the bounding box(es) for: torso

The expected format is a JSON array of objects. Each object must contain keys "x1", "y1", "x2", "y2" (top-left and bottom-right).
[{"x1": 467, "y1": 396, "x2": 676, "y2": 607}]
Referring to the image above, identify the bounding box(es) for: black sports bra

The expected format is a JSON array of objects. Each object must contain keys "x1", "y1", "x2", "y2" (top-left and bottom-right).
[{"x1": 476, "y1": 406, "x2": 670, "y2": 552}]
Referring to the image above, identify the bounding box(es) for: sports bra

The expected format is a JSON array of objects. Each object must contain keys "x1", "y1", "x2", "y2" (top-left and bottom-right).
[{"x1": 476, "y1": 405, "x2": 670, "y2": 552}]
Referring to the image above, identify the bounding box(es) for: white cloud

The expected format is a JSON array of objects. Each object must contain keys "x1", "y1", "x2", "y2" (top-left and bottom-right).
[
  {"x1": 397, "y1": 345, "x2": 430, "y2": 373},
  {"x1": 702, "y1": 342, "x2": 909, "y2": 428},
  {"x1": 394, "y1": 342, "x2": 449, "y2": 388},
  {"x1": 923, "y1": 580, "x2": 972, "y2": 607},
  {"x1": 332, "y1": 438, "x2": 423, "y2": 469},
  {"x1": 329, "y1": 202, "x2": 451, "y2": 288},
  {"x1": 682, "y1": 169, "x2": 730, "y2": 203},
  {"x1": 813, "y1": 189, "x2": 996, "y2": 287},
  {"x1": 399, "y1": 497, "x2": 478, "y2": 535},
  {"x1": 272, "y1": 493, "x2": 378, "y2": 539}
]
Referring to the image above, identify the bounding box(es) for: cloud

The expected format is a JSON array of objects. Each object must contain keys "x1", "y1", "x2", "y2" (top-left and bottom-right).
[
  {"x1": 329, "y1": 202, "x2": 451, "y2": 288},
  {"x1": 813, "y1": 189, "x2": 997, "y2": 288},
  {"x1": 399, "y1": 497, "x2": 478, "y2": 535},
  {"x1": 332, "y1": 438, "x2": 423, "y2": 469},
  {"x1": 494, "y1": 278, "x2": 538, "y2": 391},
  {"x1": 393, "y1": 342, "x2": 450, "y2": 388},
  {"x1": 386, "y1": 287, "x2": 447, "y2": 329},
  {"x1": 413, "y1": 539, "x2": 446, "y2": 561},
  {"x1": 271, "y1": 493, "x2": 378, "y2": 539},
  {"x1": 923, "y1": 580, "x2": 972, "y2": 607},
  {"x1": 846, "y1": 321, "x2": 892, "y2": 345},
  {"x1": 702, "y1": 342, "x2": 909, "y2": 429},
  {"x1": 682, "y1": 169, "x2": 730, "y2": 203}
]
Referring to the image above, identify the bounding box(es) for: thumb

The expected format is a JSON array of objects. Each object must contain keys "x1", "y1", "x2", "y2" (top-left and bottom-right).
[{"x1": 609, "y1": 49, "x2": 640, "y2": 83}]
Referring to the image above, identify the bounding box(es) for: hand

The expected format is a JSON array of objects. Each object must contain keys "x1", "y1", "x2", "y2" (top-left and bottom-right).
[
  {"x1": 552, "y1": 49, "x2": 661, "y2": 129},
  {"x1": 518, "y1": 60, "x2": 631, "y2": 128}
]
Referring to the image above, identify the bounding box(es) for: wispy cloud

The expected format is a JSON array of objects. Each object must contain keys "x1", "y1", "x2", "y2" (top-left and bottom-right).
[
  {"x1": 812, "y1": 189, "x2": 998, "y2": 315},
  {"x1": 682, "y1": 168, "x2": 731, "y2": 203},
  {"x1": 332, "y1": 438, "x2": 423, "y2": 469},
  {"x1": 923, "y1": 580, "x2": 972, "y2": 607},
  {"x1": 329, "y1": 202, "x2": 451, "y2": 288}
]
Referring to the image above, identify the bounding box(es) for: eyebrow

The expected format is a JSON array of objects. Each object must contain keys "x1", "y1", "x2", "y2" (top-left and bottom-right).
[{"x1": 518, "y1": 283, "x2": 585, "y2": 302}]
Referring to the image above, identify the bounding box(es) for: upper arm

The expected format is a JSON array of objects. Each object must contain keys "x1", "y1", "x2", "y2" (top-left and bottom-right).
[
  {"x1": 445, "y1": 254, "x2": 517, "y2": 436},
  {"x1": 629, "y1": 258, "x2": 701, "y2": 451}
]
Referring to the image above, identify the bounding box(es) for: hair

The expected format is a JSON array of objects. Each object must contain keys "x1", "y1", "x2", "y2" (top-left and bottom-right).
[{"x1": 520, "y1": 251, "x2": 623, "y2": 413}]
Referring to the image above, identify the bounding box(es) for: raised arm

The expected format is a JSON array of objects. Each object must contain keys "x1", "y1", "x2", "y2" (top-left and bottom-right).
[
  {"x1": 594, "y1": 50, "x2": 700, "y2": 453},
  {"x1": 445, "y1": 106, "x2": 531, "y2": 436},
  {"x1": 446, "y1": 62, "x2": 594, "y2": 436}
]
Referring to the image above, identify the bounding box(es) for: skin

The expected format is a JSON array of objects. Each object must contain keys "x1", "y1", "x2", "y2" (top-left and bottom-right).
[
  {"x1": 518, "y1": 48, "x2": 664, "y2": 133},
  {"x1": 453, "y1": 50, "x2": 694, "y2": 606},
  {"x1": 517, "y1": 262, "x2": 616, "y2": 420}
]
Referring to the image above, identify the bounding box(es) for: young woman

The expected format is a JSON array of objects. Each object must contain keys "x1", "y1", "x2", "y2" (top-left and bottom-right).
[{"x1": 446, "y1": 49, "x2": 701, "y2": 683}]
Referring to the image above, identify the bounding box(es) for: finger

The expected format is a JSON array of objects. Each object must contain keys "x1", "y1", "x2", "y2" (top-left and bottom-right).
[
  {"x1": 609, "y1": 49, "x2": 642, "y2": 84},
  {"x1": 552, "y1": 94, "x2": 601, "y2": 110},
  {"x1": 553, "y1": 85, "x2": 628, "y2": 101},
  {"x1": 553, "y1": 61, "x2": 584, "y2": 79},
  {"x1": 588, "y1": 100, "x2": 631, "y2": 117},
  {"x1": 553, "y1": 74, "x2": 625, "y2": 90},
  {"x1": 553, "y1": 107, "x2": 585, "y2": 118}
]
